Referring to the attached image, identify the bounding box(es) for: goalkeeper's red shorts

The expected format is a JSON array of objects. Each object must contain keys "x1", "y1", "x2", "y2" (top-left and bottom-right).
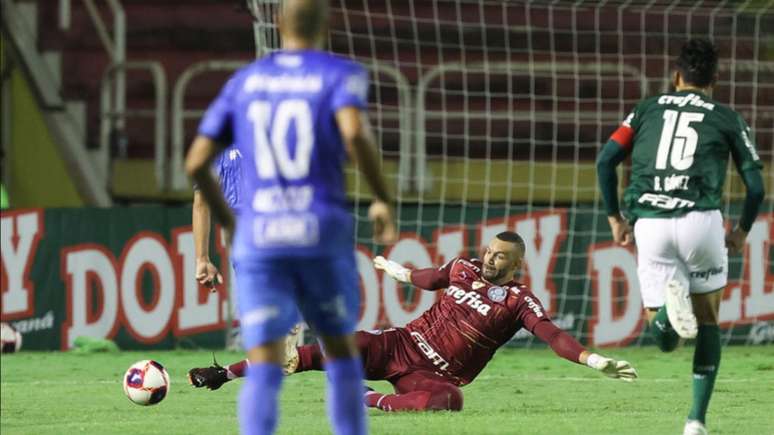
[
  {"x1": 356, "y1": 328, "x2": 450, "y2": 384},
  {"x1": 354, "y1": 328, "x2": 465, "y2": 411}
]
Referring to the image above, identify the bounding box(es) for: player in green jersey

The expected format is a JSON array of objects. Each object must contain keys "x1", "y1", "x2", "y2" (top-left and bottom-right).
[{"x1": 596, "y1": 38, "x2": 764, "y2": 435}]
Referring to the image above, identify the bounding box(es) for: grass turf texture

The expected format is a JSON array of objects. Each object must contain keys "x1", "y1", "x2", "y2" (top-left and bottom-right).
[{"x1": 2, "y1": 346, "x2": 773, "y2": 434}]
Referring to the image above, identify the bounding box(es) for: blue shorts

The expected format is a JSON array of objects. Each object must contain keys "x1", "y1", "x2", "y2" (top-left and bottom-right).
[{"x1": 233, "y1": 253, "x2": 360, "y2": 349}]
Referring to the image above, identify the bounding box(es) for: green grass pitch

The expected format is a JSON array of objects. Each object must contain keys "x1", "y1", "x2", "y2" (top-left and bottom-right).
[{"x1": 2, "y1": 346, "x2": 773, "y2": 434}]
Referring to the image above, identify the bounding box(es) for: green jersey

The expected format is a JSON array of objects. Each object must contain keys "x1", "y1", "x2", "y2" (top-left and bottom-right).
[{"x1": 615, "y1": 90, "x2": 763, "y2": 219}]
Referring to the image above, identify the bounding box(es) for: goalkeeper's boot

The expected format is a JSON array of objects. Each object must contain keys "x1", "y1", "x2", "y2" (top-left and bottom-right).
[
  {"x1": 665, "y1": 280, "x2": 698, "y2": 339},
  {"x1": 188, "y1": 358, "x2": 229, "y2": 390},
  {"x1": 683, "y1": 420, "x2": 708, "y2": 435},
  {"x1": 282, "y1": 324, "x2": 302, "y2": 375}
]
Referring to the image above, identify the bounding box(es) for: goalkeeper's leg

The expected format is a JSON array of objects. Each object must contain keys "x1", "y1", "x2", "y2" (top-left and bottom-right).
[
  {"x1": 188, "y1": 324, "x2": 302, "y2": 389},
  {"x1": 187, "y1": 358, "x2": 248, "y2": 390},
  {"x1": 685, "y1": 289, "x2": 722, "y2": 433},
  {"x1": 294, "y1": 330, "x2": 391, "y2": 374},
  {"x1": 189, "y1": 328, "x2": 391, "y2": 389}
]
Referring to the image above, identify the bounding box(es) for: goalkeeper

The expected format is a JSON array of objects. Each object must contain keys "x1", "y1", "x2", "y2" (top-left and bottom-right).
[
  {"x1": 189, "y1": 232, "x2": 637, "y2": 411},
  {"x1": 596, "y1": 38, "x2": 764, "y2": 435}
]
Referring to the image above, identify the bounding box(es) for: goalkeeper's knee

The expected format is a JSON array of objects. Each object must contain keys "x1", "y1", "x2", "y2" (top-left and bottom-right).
[{"x1": 425, "y1": 384, "x2": 463, "y2": 411}]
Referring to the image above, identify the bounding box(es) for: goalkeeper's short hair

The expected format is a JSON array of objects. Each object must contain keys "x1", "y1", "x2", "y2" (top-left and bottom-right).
[{"x1": 496, "y1": 231, "x2": 526, "y2": 257}]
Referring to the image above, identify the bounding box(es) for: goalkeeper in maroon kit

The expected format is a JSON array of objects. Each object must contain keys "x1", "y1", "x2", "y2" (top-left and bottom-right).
[{"x1": 189, "y1": 232, "x2": 637, "y2": 411}]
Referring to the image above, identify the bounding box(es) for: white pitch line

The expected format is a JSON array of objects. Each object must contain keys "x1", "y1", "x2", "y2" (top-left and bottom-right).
[
  {"x1": 464, "y1": 376, "x2": 770, "y2": 383},
  {"x1": 2, "y1": 377, "x2": 769, "y2": 386},
  {"x1": 1, "y1": 380, "x2": 120, "y2": 386}
]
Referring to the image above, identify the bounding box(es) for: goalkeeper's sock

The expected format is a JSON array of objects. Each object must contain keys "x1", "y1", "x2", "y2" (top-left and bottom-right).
[
  {"x1": 368, "y1": 391, "x2": 431, "y2": 411},
  {"x1": 324, "y1": 356, "x2": 367, "y2": 435},
  {"x1": 239, "y1": 363, "x2": 283, "y2": 435},
  {"x1": 298, "y1": 343, "x2": 324, "y2": 372},
  {"x1": 650, "y1": 306, "x2": 680, "y2": 352},
  {"x1": 226, "y1": 359, "x2": 249, "y2": 379},
  {"x1": 366, "y1": 387, "x2": 464, "y2": 412},
  {"x1": 688, "y1": 325, "x2": 721, "y2": 424},
  {"x1": 364, "y1": 389, "x2": 386, "y2": 408}
]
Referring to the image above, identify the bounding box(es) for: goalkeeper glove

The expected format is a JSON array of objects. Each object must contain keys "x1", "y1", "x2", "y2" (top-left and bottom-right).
[
  {"x1": 373, "y1": 256, "x2": 411, "y2": 283},
  {"x1": 586, "y1": 353, "x2": 638, "y2": 382}
]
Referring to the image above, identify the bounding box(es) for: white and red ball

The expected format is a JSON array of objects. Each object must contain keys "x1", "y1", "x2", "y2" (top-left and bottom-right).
[
  {"x1": 0, "y1": 322, "x2": 22, "y2": 353},
  {"x1": 122, "y1": 360, "x2": 170, "y2": 406}
]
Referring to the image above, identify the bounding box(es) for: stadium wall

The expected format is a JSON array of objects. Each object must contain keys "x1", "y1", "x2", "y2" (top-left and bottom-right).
[
  {"x1": 1, "y1": 207, "x2": 771, "y2": 351},
  {"x1": 2, "y1": 35, "x2": 84, "y2": 207}
]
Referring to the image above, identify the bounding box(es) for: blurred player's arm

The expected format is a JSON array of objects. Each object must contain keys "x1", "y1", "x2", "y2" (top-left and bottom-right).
[
  {"x1": 192, "y1": 189, "x2": 223, "y2": 288},
  {"x1": 336, "y1": 107, "x2": 397, "y2": 244},
  {"x1": 335, "y1": 108, "x2": 391, "y2": 203},
  {"x1": 727, "y1": 116, "x2": 765, "y2": 253},
  {"x1": 596, "y1": 121, "x2": 634, "y2": 246},
  {"x1": 373, "y1": 256, "x2": 453, "y2": 290},
  {"x1": 188, "y1": 76, "x2": 236, "y2": 244},
  {"x1": 186, "y1": 136, "x2": 234, "y2": 244}
]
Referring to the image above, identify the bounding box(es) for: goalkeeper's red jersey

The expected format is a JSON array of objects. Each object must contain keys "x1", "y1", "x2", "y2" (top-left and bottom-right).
[{"x1": 404, "y1": 257, "x2": 551, "y2": 386}]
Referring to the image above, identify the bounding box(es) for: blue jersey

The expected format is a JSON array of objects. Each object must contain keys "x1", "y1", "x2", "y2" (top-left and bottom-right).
[
  {"x1": 198, "y1": 49, "x2": 369, "y2": 260},
  {"x1": 213, "y1": 145, "x2": 243, "y2": 210}
]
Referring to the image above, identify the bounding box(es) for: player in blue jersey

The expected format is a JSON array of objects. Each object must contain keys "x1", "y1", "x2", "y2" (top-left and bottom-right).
[{"x1": 184, "y1": 0, "x2": 397, "y2": 434}]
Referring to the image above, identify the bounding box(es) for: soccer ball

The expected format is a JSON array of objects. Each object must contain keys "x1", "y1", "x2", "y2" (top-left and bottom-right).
[
  {"x1": 0, "y1": 322, "x2": 22, "y2": 353},
  {"x1": 122, "y1": 360, "x2": 170, "y2": 406}
]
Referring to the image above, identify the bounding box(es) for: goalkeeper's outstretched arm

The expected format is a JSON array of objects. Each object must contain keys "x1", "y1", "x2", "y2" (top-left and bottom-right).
[
  {"x1": 532, "y1": 320, "x2": 638, "y2": 382},
  {"x1": 373, "y1": 256, "x2": 451, "y2": 290}
]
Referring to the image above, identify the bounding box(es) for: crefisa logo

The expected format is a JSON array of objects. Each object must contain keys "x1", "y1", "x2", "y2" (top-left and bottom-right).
[{"x1": 444, "y1": 286, "x2": 492, "y2": 316}]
